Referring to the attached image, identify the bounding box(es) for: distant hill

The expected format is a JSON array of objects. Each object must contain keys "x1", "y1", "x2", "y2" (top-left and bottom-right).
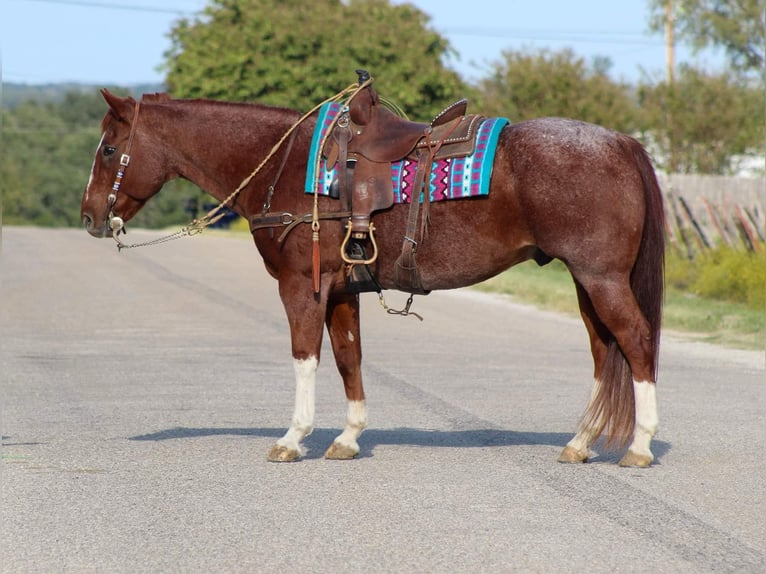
[{"x1": 2, "y1": 82, "x2": 164, "y2": 108}]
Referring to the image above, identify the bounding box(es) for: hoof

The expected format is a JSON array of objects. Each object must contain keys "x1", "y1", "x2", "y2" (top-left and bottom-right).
[
  {"x1": 618, "y1": 450, "x2": 653, "y2": 468},
  {"x1": 558, "y1": 445, "x2": 589, "y2": 463},
  {"x1": 267, "y1": 444, "x2": 301, "y2": 462},
  {"x1": 324, "y1": 441, "x2": 359, "y2": 460}
]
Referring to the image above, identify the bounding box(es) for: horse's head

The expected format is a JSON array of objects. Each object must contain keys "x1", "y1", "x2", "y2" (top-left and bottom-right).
[{"x1": 81, "y1": 89, "x2": 169, "y2": 238}]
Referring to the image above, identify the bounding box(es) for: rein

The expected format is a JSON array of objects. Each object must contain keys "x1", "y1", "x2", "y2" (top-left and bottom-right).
[{"x1": 110, "y1": 79, "x2": 374, "y2": 252}]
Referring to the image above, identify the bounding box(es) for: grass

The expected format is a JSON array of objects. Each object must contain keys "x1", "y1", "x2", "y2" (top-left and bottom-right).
[
  {"x1": 476, "y1": 258, "x2": 765, "y2": 351},
  {"x1": 475, "y1": 260, "x2": 581, "y2": 316}
]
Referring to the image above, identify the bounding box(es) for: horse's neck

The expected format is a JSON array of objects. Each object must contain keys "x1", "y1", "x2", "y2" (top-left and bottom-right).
[{"x1": 156, "y1": 100, "x2": 303, "y2": 207}]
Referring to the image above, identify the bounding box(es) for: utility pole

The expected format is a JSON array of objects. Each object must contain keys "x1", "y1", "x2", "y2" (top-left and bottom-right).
[
  {"x1": 665, "y1": 0, "x2": 675, "y2": 85},
  {"x1": 665, "y1": 0, "x2": 678, "y2": 172}
]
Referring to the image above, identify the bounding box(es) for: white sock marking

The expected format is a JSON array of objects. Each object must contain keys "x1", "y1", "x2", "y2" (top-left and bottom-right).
[
  {"x1": 276, "y1": 356, "x2": 317, "y2": 454},
  {"x1": 629, "y1": 379, "x2": 658, "y2": 459},
  {"x1": 333, "y1": 400, "x2": 367, "y2": 453}
]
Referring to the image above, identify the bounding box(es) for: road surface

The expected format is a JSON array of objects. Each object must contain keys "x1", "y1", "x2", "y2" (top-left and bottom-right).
[{"x1": 2, "y1": 227, "x2": 763, "y2": 573}]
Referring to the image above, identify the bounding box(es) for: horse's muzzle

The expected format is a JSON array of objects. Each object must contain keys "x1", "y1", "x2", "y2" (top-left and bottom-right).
[{"x1": 82, "y1": 213, "x2": 112, "y2": 238}]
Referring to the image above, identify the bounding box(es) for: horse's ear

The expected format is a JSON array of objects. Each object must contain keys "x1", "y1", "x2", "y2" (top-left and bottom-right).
[{"x1": 100, "y1": 88, "x2": 136, "y2": 121}]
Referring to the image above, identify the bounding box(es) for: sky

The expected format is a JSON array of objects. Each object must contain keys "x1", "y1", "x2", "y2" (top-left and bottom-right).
[{"x1": 2, "y1": 0, "x2": 724, "y2": 87}]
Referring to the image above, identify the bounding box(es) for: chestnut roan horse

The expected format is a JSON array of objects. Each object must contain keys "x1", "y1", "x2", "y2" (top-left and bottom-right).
[{"x1": 81, "y1": 77, "x2": 665, "y2": 467}]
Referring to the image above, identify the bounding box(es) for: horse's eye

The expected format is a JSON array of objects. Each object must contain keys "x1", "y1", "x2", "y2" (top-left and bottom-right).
[{"x1": 103, "y1": 146, "x2": 117, "y2": 157}]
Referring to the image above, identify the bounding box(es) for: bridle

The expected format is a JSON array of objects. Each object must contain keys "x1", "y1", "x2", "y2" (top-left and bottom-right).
[{"x1": 106, "y1": 98, "x2": 142, "y2": 236}]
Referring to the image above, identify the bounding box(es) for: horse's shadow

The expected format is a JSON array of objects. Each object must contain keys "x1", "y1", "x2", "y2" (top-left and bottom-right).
[{"x1": 129, "y1": 426, "x2": 671, "y2": 463}]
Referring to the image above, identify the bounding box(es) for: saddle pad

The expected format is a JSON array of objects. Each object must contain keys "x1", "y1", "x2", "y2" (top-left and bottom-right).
[{"x1": 305, "y1": 102, "x2": 509, "y2": 203}]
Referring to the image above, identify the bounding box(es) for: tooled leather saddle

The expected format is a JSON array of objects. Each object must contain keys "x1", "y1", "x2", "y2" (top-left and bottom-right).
[{"x1": 324, "y1": 70, "x2": 485, "y2": 293}]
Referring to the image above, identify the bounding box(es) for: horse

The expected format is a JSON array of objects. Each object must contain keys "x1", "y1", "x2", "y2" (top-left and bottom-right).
[{"x1": 80, "y1": 81, "x2": 665, "y2": 467}]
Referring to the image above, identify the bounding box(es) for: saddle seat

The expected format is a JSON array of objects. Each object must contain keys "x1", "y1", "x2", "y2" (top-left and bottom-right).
[
  {"x1": 324, "y1": 76, "x2": 484, "y2": 292},
  {"x1": 353, "y1": 108, "x2": 429, "y2": 163},
  {"x1": 346, "y1": 91, "x2": 477, "y2": 163}
]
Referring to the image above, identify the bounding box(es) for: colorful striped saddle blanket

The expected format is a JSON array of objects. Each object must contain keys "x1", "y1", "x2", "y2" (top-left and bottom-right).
[{"x1": 304, "y1": 102, "x2": 509, "y2": 204}]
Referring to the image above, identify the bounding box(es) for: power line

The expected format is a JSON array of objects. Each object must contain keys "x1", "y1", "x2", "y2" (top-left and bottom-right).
[{"x1": 9, "y1": 0, "x2": 199, "y2": 15}]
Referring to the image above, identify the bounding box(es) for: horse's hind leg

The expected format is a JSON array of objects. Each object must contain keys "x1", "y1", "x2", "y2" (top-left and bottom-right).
[
  {"x1": 324, "y1": 293, "x2": 367, "y2": 460},
  {"x1": 564, "y1": 273, "x2": 659, "y2": 467},
  {"x1": 559, "y1": 281, "x2": 609, "y2": 463}
]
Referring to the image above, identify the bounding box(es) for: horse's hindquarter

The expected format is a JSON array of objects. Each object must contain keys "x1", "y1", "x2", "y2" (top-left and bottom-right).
[{"x1": 506, "y1": 118, "x2": 647, "y2": 270}]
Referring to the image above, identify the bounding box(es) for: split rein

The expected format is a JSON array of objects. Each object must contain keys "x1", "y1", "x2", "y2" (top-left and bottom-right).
[{"x1": 108, "y1": 80, "x2": 373, "y2": 251}]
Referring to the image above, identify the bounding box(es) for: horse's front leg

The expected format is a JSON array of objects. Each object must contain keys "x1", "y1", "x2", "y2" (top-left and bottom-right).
[
  {"x1": 323, "y1": 292, "x2": 367, "y2": 460},
  {"x1": 267, "y1": 276, "x2": 330, "y2": 463}
]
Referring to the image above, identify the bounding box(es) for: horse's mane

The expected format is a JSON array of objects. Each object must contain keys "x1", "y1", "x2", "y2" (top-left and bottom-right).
[
  {"x1": 99, "y1": 91, "x2": 302, "y2": 132},
  {"x1": 141, "y1": 92, "x2": 171, "y2": 102},
  {"x1": 142, "y1": 93, "x2": 300, "y2": 117}
]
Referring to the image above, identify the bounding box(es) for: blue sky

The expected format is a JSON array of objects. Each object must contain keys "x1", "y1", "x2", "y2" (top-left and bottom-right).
[{"x1": 2, "y1": 0, "x2": 723, "y2": 86}]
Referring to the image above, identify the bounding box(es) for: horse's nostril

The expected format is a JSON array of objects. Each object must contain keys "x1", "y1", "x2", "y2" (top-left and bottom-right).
[{"x1": 82, "y1": 214, "x2": 93, "y2": 229}]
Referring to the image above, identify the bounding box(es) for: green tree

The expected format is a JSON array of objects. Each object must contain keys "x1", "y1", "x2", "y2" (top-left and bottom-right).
[
  {"x1": 649, "y1": 0, "x2": 766, "y2": 75},
  {"x1": 1, "y1": 100, "x2": 87, "y2": 226},
  {"x1": 637, "y1": 65, "x2": 765, "y2": 174},
  {"x1": 473, "y1": 48, "x2": 639, "y2": 133},
  {"x1": 163, "y1": 0, "x2": 467, "y2": 119}
]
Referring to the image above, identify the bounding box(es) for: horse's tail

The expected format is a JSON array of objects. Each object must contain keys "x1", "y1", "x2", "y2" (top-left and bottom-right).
[
  {"x1": 628, "y1": 139, "x2": 665, "y2": 380},
  {"x1": 591, "y1": 136, "x2": 665, "y2": 448}
]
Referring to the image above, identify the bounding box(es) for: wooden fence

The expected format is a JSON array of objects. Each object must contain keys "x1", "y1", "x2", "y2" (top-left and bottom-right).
[{"x1": 658, "y1": 173, "x2": 765, "y2": 257}]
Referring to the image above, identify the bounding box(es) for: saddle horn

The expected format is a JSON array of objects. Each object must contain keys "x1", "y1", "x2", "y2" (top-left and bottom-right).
[
  {"x1": 355, "y1": 69, "x2": 370, "y2": 84},
  {"x1": 350, "y1": 70, "x2": 378, "y2": 126}
]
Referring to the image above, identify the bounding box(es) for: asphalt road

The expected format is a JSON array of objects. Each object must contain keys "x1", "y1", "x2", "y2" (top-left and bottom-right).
[{"x1": 1, "y1": 227, "x2": 764, "y2": 574}]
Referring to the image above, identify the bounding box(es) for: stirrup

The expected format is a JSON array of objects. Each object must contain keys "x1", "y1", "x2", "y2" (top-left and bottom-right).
[{"x1": 340, "y1": 221, "x2": 378, "y2": 265}]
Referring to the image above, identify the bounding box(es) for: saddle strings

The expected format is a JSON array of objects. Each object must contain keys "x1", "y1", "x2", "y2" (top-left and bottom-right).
[{"x1": 113, "y1": 78, "x2": 375, "y2": 251}]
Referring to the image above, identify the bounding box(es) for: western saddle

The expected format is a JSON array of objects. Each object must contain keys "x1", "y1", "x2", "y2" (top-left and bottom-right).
[{"x1": 325, "y1": 70, "x2": 484, "y2": 293}]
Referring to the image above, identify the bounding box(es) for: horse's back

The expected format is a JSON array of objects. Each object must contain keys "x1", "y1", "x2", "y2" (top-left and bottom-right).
[{"x1": 502, "y1": 117, "x2": 647, "y2": 186}]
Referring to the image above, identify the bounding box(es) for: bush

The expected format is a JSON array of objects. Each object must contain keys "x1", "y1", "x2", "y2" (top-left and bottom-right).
[{"x1": 665, "y1": 246, "x2": 766, "y2": 310}]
